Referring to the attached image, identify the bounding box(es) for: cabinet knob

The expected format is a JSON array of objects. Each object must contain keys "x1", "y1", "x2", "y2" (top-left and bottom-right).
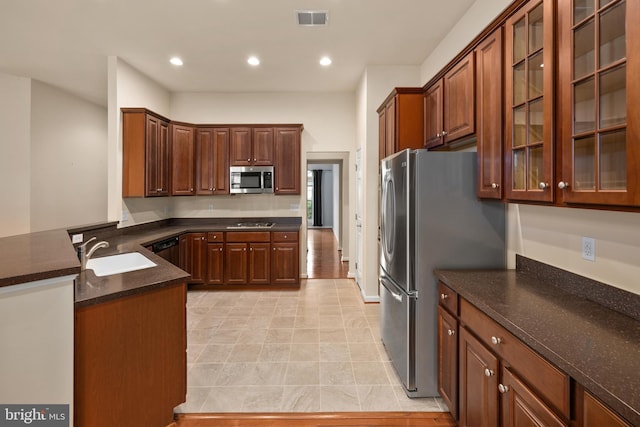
[
  {"x1": 212, "y1": 235, "x2": 217, "y2": 239},
  {"x1": 484, "y1": 368, "x2": 494, "y2": 377},
  {"x1": 447, "y1": 329, "x2": 455, "y2": 336},
  {"x1": 491, "y1": 336, "x2": 502, "y2": 345},
  {"x1": 219, "y1": 247, "x2": 222, "y2": 251},
  {"x1": 276, "y1": 188, "x2": 279, "y2": 191},
  {"x1": 498, "y1": 384, "x2": 510, "y2": 394},
  {"x1": 558, "y1": 181, "x2": 569, "y2": 190},
  {"x1": 250, "y1": 247, "x2": 253, "y2": 251},
  {"x1": 441, "y1": 130, "x2": 448, "y2": 136},
  {"x1": 247, "y1": 158, "x2": 251, "y2": 162},
  {"x1": 440, "y1": 293, "x2": 448, "y2": 300},
  {"x1": 212, "y1": 187, "x2": 216, "y2": 191},
  {"x1": 491, "y1": 183, "x2": 499, "y2": 189},
  {"x1": 538, "y1": 182, "x2": 550, "y2": 189},
  {"x1": 284, "y1": 235, "x2": 288, "y2": 239},
  {"x1": 253, "y1": 158, "x2": 256, "y2": 162},
  {"x1": 273, "y1": 247, "x2": 276, "y2": 251},
  {"x1": 190, "y1": 188, "x2": 193, "y2": 191},
  {"x1": 243, "y1": 248, "x2": 246, "y2": 251},
  {"x1": 209, "y1": 187, "x2": 213, "y2": 191},
  {"x1": 436, "y1": 133, "x2": 441, "y2": 138}
]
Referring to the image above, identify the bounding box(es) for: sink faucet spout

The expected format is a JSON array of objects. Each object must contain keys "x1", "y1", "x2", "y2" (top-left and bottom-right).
[{"x1": 78, "y1": 237, "x2": 110, "y2": 271}]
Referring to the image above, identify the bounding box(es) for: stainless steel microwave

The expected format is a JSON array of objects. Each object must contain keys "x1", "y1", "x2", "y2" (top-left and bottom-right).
[{"x1": 229, "y1": 166, "x2": 274, "y2": 194}]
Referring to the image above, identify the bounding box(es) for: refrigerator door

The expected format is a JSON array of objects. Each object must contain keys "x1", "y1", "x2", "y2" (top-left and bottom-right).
[
  {"x1": 380, "y1": 150, "x2": 410, "y2": 293},
  {"x1": 380, "y1": 274, "x2": 415, "y2": 392}
]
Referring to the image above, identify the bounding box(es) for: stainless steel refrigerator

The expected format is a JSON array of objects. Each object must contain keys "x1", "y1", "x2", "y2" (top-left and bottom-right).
[{"x1": 379, "y1": 149, "x2": 505, "y2": 397}]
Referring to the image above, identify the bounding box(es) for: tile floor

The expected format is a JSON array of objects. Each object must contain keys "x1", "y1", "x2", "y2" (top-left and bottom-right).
[{"x1": 175, "y1": 278, "x2": 448, "y2": 413}]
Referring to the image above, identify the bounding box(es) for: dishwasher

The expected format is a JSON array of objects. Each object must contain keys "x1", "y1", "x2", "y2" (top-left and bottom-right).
[{"x1": 151, "y1": 236, "x2": 180, "y2": 266}]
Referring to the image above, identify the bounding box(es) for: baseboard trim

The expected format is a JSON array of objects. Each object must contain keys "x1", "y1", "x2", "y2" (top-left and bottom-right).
[{"x1": 175, "y1": 412, "x2": 455, "y2": 426}]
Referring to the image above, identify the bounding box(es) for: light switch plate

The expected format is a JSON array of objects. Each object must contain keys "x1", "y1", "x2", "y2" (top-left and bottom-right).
[{"x1": 71, "y1": 233, "x2": 83, "y2": 244}]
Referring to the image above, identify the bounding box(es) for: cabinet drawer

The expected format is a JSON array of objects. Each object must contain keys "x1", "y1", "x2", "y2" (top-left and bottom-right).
[
  {"x1": 272, "y1": 231, "x2": 298, "y2": 242},
  {"x1": 207, "y1": 232, "x2": 224, "y2": 243},
  {"x1": 226, "y1": 231, "x2": 270, "y2": 242},
  {"x1": 438, "y1": 281, "x2": 458, "y2": 315},
  {"x1": 460, "y1": 298, "x2": 570, "y2": 418}
]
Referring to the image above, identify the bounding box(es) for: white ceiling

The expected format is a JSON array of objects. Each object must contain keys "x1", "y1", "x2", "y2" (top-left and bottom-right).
[{"x1": 0, "y1": 0, "x2": 476, "y2": 106}]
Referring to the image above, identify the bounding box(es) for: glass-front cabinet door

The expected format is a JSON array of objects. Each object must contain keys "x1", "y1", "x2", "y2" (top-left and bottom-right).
[
  {"x1": 559, "y1": 0, "x2": 640, "y2": 205},
  {"x1": 505, "y1": 0, "x2": 555, "y2": 202}
]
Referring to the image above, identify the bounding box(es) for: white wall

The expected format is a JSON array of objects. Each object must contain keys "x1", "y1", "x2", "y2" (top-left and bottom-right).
[
  {"x1": 110, "y1": 57, "x2": 172, "y2": 226},
  {"x1": 332, "y1": 163, "x2": 340, "y2": 242},
  {"x1": 0, "y1": 73, "x2": 31, "y2": 238},
  {"x1": 30, "y1": 81, "x2": 107, "y2": 232},
  {"x1": 356, "y1": 65, "x2": 421, "y2": 301}
]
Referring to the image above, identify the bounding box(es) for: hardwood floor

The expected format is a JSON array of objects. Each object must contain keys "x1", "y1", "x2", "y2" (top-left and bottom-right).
[
  {"x1": 175, "y1": 412, "x2": 456, "y2": 426},
  {"x1": 307, "y1": 228, "x2": 349, "y2": 279}
]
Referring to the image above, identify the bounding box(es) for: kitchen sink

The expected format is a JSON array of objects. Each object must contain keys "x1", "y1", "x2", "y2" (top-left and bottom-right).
[
  {"x1": 226, "y1": 222, "x2": 275, "y2": 229},
  {"x1": 86, "y1": 252, "x2": 157, "y2": 277}
]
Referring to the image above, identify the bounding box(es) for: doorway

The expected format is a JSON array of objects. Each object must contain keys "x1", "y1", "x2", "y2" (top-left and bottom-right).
[{"x1": 306, "y1": 152, "x2": 350, "y2": 279}]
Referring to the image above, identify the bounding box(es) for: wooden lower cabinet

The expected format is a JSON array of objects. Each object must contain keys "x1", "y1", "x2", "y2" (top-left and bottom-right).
[
  {"x1": 575, "y1": 385, "x2": 632, "y2": 427},
  {"x1": 206, "y1": 243, "x2": 224, "y2": 285},
  {"x1": 224, "y1": 242, "x2": 248, "y2": 284},
  {"x1": 179, "y1": 233, "x2": 207, "y2": 284},
  {"x1": 271, "y1": 231, "x2": 299, "y2": 285},
  {"x1": 438, "y1": 305, "x2": 458, "y2": 420},
  {"x1": 500, "y1": 367, "x2": 567, "y2": 427},
  {"x1": 459, "y1": 326, "x2": 499, "y2": 427},
  {"x1": 248, "y1": 242, "x2": 270, "y2": 284},
  {"x1": 75, "y1": 283, "x2": 186, "y2": 427}
]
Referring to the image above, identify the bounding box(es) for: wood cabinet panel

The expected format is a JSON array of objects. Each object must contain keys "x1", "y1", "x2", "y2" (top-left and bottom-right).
[
  {"x1": 500, "y1": 367, "x2": 568, "y2": 427},
  {"x1": 476, "y1": 28, "x2": 504, "y2": 199},
  {"x1": 230, "y1": 127, "x2": 253, "y2": 166},
  {"x1": 122, "y1": 109, "x2": 171, "y2": 197},
  {"x1": 171, "y1": 124, "x2": 195, "y2": 196},
  {"x1": 274, "y1": 127, "x2": 302, "y2": 194},
  {"x1": 438, "y1": 306, "x2": 458, "y2": 420},
  {"x1": 225, "y1": 242, "x2": 248, "y2": 284},
  {"x1": 557, "y1": 0, "x2": 640, "y2": 206},
  {"x1": 249, "y1": 242, "x2": 270, "y2": 284},
  {"x1": 252, "y1": 128, "x2": 275, "y2": 165},
  {"x1": 459, "y1": 326, "x2": 499, "y2": 427},
  {"x1": 206, "y1": 243, "x2": 224, "y2": 285},
  {"x1": 444, "y1": 52, "x2": 475, "y2": 143},
  {"x1": 75, "y1": 283, "x2": 186, "y2": 427},
  {"x1": 581, "y1": 389, "x2": 632, "y2": 427},
  {"x1": 196, "y1": 128, "x2": 229, "y2": 195},
  {"x1": 438, "y1": 282, "x2": 458, "y2": 315},
  {"x1": 460, "y1": 299, "x2": 570, "y2": 417},
  {"x1": 504, "y1": 0, "x2": 555, "y2": 202},
  {"x1": 180, "y1": 233, "x2": 207, "y2": 284},
  {"x1": 424, "y1": 80, "x2": 444, "y2": 149},
  {"x1": 377, "y1": 88, "x2": 424, "y2": 160},
  {"x1": 271, "y1": 239, "x2": 299, "y2": 285}
]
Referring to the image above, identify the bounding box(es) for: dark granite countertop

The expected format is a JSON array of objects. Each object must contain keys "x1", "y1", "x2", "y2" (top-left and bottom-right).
[
  {"x1": 0, "y1": 229, "x2": 80, "y2": 287},
  {"x1": 0, "y1": 217, "x2": 301, "y2": 307},
  {"x1": 435, "y1": 262, "x2": 640, "y2": 425}
]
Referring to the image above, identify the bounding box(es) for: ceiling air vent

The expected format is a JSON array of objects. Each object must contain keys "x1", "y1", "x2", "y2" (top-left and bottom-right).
[{"x1": 296, "y1": 10, "x2": 328, "y2": 26}]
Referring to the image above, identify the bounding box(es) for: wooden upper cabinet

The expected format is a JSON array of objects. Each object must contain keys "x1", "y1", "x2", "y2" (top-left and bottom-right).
[
  {"x1": 196, "y1": 128, "x2": 229, "y2": 195},
  {"x1": 444, "y1": 52, "x2": 476, "y2": 143},
  {"x1": 377, "y1": 88, "x2": 424, "y2": 160},
  {"x1": 274, "y1": 126, "x2": 302, "y2": 194},
  {"x1": 476, "y1": 27, "x2": 504, "y2": 199},
  {"x1": 504, "y1": 0, "x2": 555, "y2": 202},
  {"x1": 122, "y1": 109, "x2": 171, "y2": 197},
  {"x1": 557, "y1": 0, "x2": 640, "y2": 206},
  {"x1": 424, "y1": 80, "x2": 444, "y2": 149},
  {"x1": 171, "y1": 124, "x2": 195, "y2": 196},
  {"x1": 424, "y1": 52, "x2": 475, "y2": 149},
  {"x1": 252, "y1": 128, "x2": 275, "y2": 165},
  {"x1": 230, "y1": 127, "x2": 274, "y2": 166}
]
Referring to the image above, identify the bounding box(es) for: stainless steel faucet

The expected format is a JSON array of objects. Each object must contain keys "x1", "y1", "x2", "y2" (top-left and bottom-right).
[{"x1": 78, "y1": 237, "x2": 110, "y2": 270}]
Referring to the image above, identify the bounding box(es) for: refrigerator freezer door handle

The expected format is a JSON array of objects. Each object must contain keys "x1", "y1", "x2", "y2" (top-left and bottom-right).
[{"x1": 389, "y1": 289, "x2": 403, "y2": 303}]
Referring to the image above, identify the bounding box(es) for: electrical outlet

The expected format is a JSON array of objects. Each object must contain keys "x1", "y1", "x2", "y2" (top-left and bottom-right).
[
  {"x1": 71, "y1": 233, "x2": 83, "y2": 244},
  {"x1": 582, "y1": 237, "x2": 595, "y2": 261}
]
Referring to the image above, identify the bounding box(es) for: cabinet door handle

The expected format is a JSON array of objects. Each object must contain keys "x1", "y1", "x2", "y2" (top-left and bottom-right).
[
  {"x1": 440, "y1": 293, "x2": 448, "y2": 300},
  {"x1": 441, "y1": 130, "x2": 447, "y2": 136},
  {"x1": 484, "y1": 368, "x2": 494, "y2": 377},
  {"x1": 436, "y1": 133, "x2": 441, "y2": 138},
  {"x1": 247, "y1": 158, "x2": 251, "y2": 162},
  {"x1": 491, "y1": 336, "x2": 502, "y2": 345},
  {"x1": 498, "y1": 384, "x2": 509, "y2": 394},
  {"x1": 447, "y1": 329, "x2": 455, "y2": 336},
  {"x1": 212, "y1": 187, "x2": 216, "y2": 191},
  {"x1": 538, "y1": 182, "x2": 550, "y2": 189},
  {"x1": 209, "y1": 187, "x2": 213, "y2": 191},
  {"x1": 219, "y1": 247, "x2": 222, "y2": 251},
  {"x1": 253, "y1": 158, "x2": 256, "y2": 162},
  {"x1": 491, "y1": 183, "x2": 499, "y2": 189},
  {"x1": 558, "y1": 181, "x2": 569, "y2": 190}
]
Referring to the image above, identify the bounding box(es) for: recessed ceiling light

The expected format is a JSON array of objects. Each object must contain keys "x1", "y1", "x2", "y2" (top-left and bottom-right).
[
  {"x1": 247, "y1": 56, "x2": 260, "y2": 66},
  {"x1": 320, "y1": 56, "x2": 332, "y2": 66},
  {"x1": 170, "y1": 57, "x2": 183, "y2": 66}
]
